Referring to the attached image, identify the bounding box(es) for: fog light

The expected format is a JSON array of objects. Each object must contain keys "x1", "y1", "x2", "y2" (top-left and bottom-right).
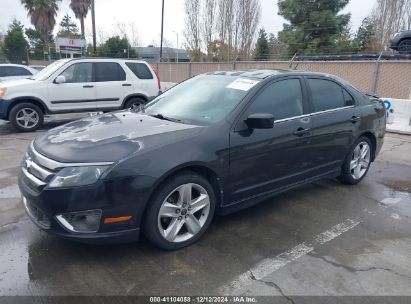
[{"x1": 56, "y1": 209, "x2": 102, "y2": 233}]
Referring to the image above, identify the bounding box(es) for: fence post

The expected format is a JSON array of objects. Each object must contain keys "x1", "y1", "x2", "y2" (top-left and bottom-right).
[
  {"x1": 371, "y1": 52, "x2": 383, "y2": 94},
  {"x1": 188, "y1": 62, "x2": 192, "y2": 78}
]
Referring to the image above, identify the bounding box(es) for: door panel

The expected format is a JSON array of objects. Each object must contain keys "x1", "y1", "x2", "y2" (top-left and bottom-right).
[
  {"x1": 306, "y1": 77, "x2": 360, "y2": 175},
  {"x1": 228, "y1": 78, "x2": 312, "y2": 204},
  {"x1": 48, "y1": 62, "x2": 96, "y2": 111},
  {"x1": 93, "y1": 62, "x2": 132, "y2": 110}
]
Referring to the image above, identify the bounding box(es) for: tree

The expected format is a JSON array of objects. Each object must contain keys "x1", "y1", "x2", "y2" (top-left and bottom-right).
[
  {"x1": 202, "y1": 0, "x2": 217, "y2": 60},
  {"x1": 184, "y1": 0, "x2": 202, "y2": 61},
  {"x1": 268, "y1": 33, "x2": 288, "y2": 58},
  {"x1": 99, "y1": 36, "x2": 136, "y2": 58},
  {"x1": 57, "y1": 14, "x2": 80, "y2": 38},
  {"x1": 277, "y1": 0, "x2": 351, "y2": 55},
  {"x1": 70, "y1": 0, "x2": 91, "y2": 39},
  {"x1": 355, "y1": 17, "x2": 377, "y2": 53},
  {"x1": 21, "y1": 0, "x2": 61, "y2": 58},
  {"x1": 4, "y1": 20, "x2": 28, "y2": 64},
  {"x1": 254, "y1": 28, "x2": 270, "y2": 60},
  {"x1": 25, "y1": 28, "x2": 44, "y2": 59}
]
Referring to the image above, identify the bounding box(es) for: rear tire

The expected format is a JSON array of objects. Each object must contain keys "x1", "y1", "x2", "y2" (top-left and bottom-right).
[
  {"x1": 143, "y1": 171, "x2": 216, "y2": 250},
  {"x1": 9, "y1": 103, "x2": 44, "y2": 132},
  {"x1": 124, "y1": 97, "x2": 145, "y2": 110},
  {"x1": 338, "y1": 136, "x2": 373, "y2": 185}
]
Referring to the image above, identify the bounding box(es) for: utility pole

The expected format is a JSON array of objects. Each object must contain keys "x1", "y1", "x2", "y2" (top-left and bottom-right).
[
  {"x1": 91, "y1": 0, "x2": 97, "y2": 55},
  {"x1": 160, "y1": 0, "x2": 165, "y2": 61}
]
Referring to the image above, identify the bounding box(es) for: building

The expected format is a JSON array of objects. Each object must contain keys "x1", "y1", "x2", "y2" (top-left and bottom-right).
[{"x1": 134, "y1": 46, "x2": 189, "y2": 62}]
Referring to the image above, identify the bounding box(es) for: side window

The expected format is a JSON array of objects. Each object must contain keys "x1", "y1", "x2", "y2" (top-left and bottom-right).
[
  {"x1": 125, "y1": 62, "x2": 153, "y2": 79},
  {"x1": 308, "y1": 78, "x2": 345, "y2": 112},
  {"x1": 5, "y1": 66, "x2": 32, "y2": 76},
  {"x1": 343, "y1": 89, "x2": 355, "y2": 106},
  {"x1": 247, "y1": 79, "x2": 304, "y2": 121},
  {"x1": 0, "y1": 67, "x2": 4, "y2": 77},
  {"x1": 95, "y1": 62, "x2": 126, "y2": 82},
  {"x1": 59, "y1": 63, "x2": 93, "y2": 83}
]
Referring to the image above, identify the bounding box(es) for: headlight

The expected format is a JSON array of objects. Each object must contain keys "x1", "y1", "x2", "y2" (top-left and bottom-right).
[
  {"x1": 48, "y1": 166, "x2": 109, "y2": 188},
  {"x1": 0, "y1": 87, "x2": 6, "y2": 98}
]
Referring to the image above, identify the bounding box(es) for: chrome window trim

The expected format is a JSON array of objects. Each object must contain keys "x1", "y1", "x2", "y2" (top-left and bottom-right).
[
  {"x1": 274, "y1": 114, "x2": 310, "y2": 124},
  {"x1": 273, "y1": 105, "x2": 355, "y2": 124},
  {"x1": 310, "y1": 105, "x2": 355, "y2": 116},
  {"x1": 22, "y1": 167, "x2": 46, "y2": 186},
  {"x1": 30, "y1": 142, "x2": 113, "y2": 170}
]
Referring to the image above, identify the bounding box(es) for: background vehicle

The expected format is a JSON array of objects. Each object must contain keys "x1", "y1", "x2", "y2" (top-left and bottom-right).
[
  {"x1": 29, "y1": 65, "x2": 46, "y2": 71},
  {"x1": 389, "y1": 30, "x2": 411, "y2": 54},
  {"x1": 0, "y1": 58, "x2": 161, "y2": 131},
  {"x1": 0, "y1": 64, "x2": 38, "y2": 82},
  {"x1": 18, "y1": 70, "x2": 386, "y2": 250}
]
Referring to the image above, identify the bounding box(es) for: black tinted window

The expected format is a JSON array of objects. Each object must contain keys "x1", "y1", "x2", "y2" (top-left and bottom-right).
[
  {"x1": 126, "y1": 62, "x2": 153, "y2": 79},
  {"x1": 308, "y1": 78, "x2": 345, "y2": 112},
  {"x1": 5, "y1": 66, "x2": 32, "y2": 76},
  {"x1": 343, "y1": 89, "x2": 355, "y2": 106},
  {"x1": 95, "y1": 63, "x2": 126, "y2": 82},
  {"x1": 248, "y1": 79, "x2": 303, "y2": 120},
  {"x1": 60, "y1": 63, "x2": 93, "y2": 83}
]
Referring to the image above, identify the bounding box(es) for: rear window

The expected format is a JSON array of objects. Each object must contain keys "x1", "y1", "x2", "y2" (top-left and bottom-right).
[
  {"x1": 126, "y1": 62, "x2": 153, "y2": 79},
  {"x1": 307, "y1": 78, "x2": 345, "y2": 112},
  {"x1": 4, "y1": 66, "x2": 32, "y2": 76},
  {"x1": 95, "y1": 62, "x2": 126, "y2": 82}
]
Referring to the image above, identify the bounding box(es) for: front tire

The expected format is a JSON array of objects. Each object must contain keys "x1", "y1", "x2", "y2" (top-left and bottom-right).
[
  {"x1": 398, "y1": 39, "x2": 411, "y2": 54},
  {"x1": 143, "y1": 171, "x2": 216, "y2": 250},
  {"x1": 338, "y1": 136, "x2": 372, "y2": 185},
  {"x1": 9, "y1": 103, "x2": 44, "y2": 132}
]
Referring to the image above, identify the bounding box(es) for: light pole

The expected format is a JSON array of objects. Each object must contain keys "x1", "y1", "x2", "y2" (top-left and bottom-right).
[
  {"x1": 172, "y1": 31, "x2": 179, "y2": 63},
  {"x1": 159, "y1": 0, "x2": 165, "y2": 61},
  {"x1": 91, "y1": 0, "x2": 97, "y2": 55}
]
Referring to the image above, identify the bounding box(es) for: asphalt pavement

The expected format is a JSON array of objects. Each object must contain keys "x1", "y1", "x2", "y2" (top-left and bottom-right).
[{"x1": 0, "y1": 116, "x2": 411, "y2": 299}]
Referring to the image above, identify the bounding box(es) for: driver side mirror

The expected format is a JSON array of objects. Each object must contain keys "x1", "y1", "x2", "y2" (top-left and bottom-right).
[
  {"x1": 54, "y1": 75, "x2": 66, "y2": 84},
  {"x1": 245, "y1": 113, "x2": 274, "y2": 129}
]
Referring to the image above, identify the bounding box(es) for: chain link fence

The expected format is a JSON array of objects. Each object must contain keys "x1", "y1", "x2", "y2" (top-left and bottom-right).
[{"x1": 155, "y1": 60, "x2": 411, "y2": 99}]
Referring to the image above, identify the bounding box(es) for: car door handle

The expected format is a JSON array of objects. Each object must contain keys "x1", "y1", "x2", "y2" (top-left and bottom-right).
[
  {"x1": 293, "y1": 128, "x2": 310, "y2": 136},
  {"x1": 350, "y1": 116, "x2": 361, "y2": 123},
  {"x1": 83, "y1": 85, "x2": 94, "y2": 88},
  {"x1": 122, "y1": 83, "x2": 132, "y2": 87}
]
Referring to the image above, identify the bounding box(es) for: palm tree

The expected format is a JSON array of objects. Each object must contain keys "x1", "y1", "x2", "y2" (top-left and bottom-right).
[
  {"x1": 70, "y1": 0, "x2": 91, "y2": 39},
  {"x1": 21, "y1": 0, "x2": 61, "y2": 51}
]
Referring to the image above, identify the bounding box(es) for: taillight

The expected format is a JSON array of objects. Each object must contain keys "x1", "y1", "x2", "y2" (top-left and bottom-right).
[{"x1": 149, "y1": 64, "x2": 161, "y2": 92}]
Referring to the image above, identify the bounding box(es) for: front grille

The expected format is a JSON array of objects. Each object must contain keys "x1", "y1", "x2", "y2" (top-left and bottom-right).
[{"x1": 21, "y1": 145, "x2": 58, "y2": 192}]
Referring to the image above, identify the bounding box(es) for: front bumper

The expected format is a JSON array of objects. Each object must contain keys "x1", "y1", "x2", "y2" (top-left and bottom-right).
[
  {"x1": 0, "y1": 99, "x2": 12, "y2": 120},
  {"x1": 18, "y1": 170, "x2": 150, "y2": 244}
]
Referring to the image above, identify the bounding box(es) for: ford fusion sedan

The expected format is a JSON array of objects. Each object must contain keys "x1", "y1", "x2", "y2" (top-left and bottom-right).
[{"x1": 18, "y1": 70, "x2": 386, "y2": 250}]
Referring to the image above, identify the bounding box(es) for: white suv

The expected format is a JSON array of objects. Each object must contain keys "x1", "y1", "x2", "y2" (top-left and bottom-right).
[{"x1": 0, "y1": 58, "x2": 161, "y2": 131}]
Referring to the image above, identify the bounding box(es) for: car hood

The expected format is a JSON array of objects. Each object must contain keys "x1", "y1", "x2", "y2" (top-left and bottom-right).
[
  {"x1": 34, "y1": 111, "x2": 203, "y2": 163},
  {"x1": 0, "y1": 78, "x2": 35, "y2": 88}
]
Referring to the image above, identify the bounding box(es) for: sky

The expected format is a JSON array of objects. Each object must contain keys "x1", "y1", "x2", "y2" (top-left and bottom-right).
[{"x1": 0, "y1": 0, "x2": 377, "y2": 47}]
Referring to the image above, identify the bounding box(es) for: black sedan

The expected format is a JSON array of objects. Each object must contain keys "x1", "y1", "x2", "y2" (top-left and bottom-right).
[
  {"x1": 389, "y1": 30, "x2": 411, "y2": 53},
  {"x1": 18, "y1": 70, "x2": 386, "y2": 250}
]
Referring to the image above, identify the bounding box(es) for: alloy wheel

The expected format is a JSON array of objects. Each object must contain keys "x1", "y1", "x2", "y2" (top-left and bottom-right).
[
  {"x1": 350, "y1": 141, "x2": 371, "y2": 180},
  {"x1": 16, "y1": 108, "x2": 39, "y2": 129},
  {"x1": 158, "y1": 183, "x2": 210, "y2": 243}
]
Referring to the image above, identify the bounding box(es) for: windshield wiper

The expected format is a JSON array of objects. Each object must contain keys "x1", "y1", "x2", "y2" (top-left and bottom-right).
[{"x1": 149, "y1": 113, "x2": 181, "y2": 122}]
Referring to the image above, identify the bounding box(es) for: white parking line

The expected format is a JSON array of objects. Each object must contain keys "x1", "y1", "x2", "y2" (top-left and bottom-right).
[{"x1": 220, "y1": 218, "x2": 360, "y2": 293}]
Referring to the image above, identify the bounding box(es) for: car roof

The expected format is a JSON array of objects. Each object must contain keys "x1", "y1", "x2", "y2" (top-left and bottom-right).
[
  {"x1": 0, "y1": 64, "x2": 31, "y2": 68},
  {"x1": 67, "y1": 58, "x2": 149, "y2": 63},
  {"x1": 204, "y1": 69, "x2": 336, "y2": 80}
]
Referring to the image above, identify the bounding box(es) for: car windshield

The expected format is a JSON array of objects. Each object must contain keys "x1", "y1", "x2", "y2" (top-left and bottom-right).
[
  {"x1": 32, "y1": 60, "x2": 70, "y2": 81},
  {"x1": 144, "y1": 75, "x2": 259, "y2": 125}
]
